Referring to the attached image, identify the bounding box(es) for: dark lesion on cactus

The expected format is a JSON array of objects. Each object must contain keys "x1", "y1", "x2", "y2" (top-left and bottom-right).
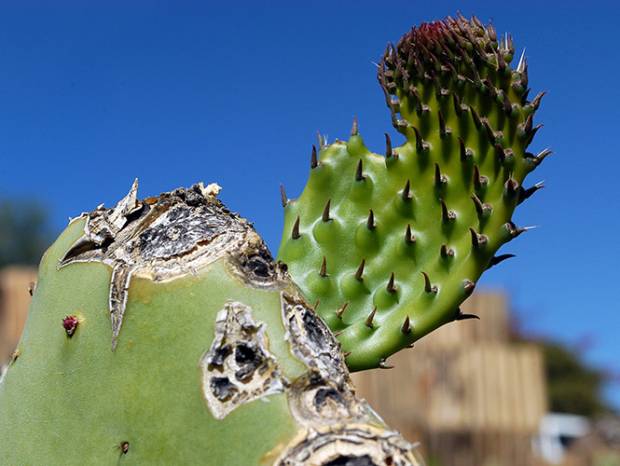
[
  {"x1": 118, "y1": 441, "x2": 130, "y2": 455},
  {"x1": 233, "y1": 342, "x2": 265, "y2": 382},
  {"x1": 324, "y1": 456, "x2": 376, "y2": 466},
  {"x1": 287, "y1": 371, "x2": 364, "y2": 426},
  {"x1": 313, "y1": 386, "x2": 344, "y2": 412},
  {"x1": 227, "y1": 239, "x2": 287, "y2": 289},
  {"x1": 58, "y1": 180, "x2": 281, "y2": 348},
  {"x1": 209, "y1": 376, "x2": 239, "y2": 402},
  {"x1": 274, "y1": 425, "x2": 421, "y2": 466},
  {"x1": 200, "y1": 301, "x2": 284, "y2": 420},
  {"x1": 208, "y1": 343, "x2": 232, "y2": 368}
]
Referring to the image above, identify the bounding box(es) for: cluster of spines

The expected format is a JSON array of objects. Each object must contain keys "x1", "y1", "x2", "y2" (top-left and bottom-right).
[{"x1": 378, "y1": 16, "x2": 548, "y2": 164}]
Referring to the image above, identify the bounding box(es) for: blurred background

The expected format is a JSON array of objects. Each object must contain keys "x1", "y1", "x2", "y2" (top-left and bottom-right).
[{"x1": 1, "y1": 1, "x2": 618, "y2": 465}]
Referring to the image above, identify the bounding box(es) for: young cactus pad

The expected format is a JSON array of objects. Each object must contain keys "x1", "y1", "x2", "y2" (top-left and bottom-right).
[
  {"x1": 0, "y1": 182, "x2": 422, "y2": 465},
  {"x1": 278, "y1": 16, "x2": 548, "y2": 371}
]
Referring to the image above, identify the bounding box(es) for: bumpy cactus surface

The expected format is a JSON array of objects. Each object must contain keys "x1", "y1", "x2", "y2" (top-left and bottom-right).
[
  {"x1": 278, "y1": 16, "x2": 548, "y2": 371},
  {"x1": 0, "y1": 182, "x2": 422, "y2": 465}
]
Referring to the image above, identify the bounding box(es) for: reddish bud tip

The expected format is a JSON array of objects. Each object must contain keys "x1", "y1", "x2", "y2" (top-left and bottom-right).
[{"x1": 62, "y1": 315, "x2": 79, "y2": 337}]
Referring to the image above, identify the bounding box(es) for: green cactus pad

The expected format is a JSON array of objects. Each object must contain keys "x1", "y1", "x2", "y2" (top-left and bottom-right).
[
  {"x1": 0, "y1": 182, "x2": 422, "y2": 465},
  {"x1": 277, "y1": 16, "x2": 549, "y2": 371}
]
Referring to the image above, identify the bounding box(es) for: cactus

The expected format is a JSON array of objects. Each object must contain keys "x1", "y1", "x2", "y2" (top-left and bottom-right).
[
  {"x1": 0, "y1": 13, "x2": 548, "y2": 465},
  {"x1": 277, "y1": 15, "x2": 548, "y2": 371},
  {"x1": 0, "y1": 182, "x2": 422, "y2": 465}
]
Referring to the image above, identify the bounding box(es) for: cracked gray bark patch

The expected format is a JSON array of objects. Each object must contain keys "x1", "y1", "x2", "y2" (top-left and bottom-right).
[
  {"x1": 199, "y1": 301, "x2": 284, "y2": 420},
  {"x1": 275, "y1": 425, "x2": 421, "y2": 466},
  {"x1": 281, "y1": 293, "x2": 348, "y2": 387},
  {"x1": 58, "y1": 180, "x2": 282, "y2": 348}
]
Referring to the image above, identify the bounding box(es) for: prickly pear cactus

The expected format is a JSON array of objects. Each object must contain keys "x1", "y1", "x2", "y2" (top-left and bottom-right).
[
  {"x1": 278, "y1": 16, "x2": 548, "y2": 371},
  {"x1": 0, "y1": 182, "x2": 422, "y2": 465}
]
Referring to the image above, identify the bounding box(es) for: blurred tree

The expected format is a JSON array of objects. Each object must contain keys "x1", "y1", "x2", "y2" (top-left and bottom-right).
[
  {"x1": 511, "y1": 313, "x2": 613, "y2": 418},
  {"x1": 0, "y1": 198, "x2": 52, "y2": 267},
  {"x1": 541, "y1": 340, "x2": 611, "y2": 417}
]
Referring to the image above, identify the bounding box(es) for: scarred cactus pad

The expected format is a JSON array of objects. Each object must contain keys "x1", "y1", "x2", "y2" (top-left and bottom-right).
[{"x1": 0, "y1": 182, "x2": 422, "y2": 465}]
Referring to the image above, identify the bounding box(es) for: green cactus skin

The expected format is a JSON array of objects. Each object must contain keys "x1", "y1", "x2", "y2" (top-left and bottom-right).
[
  {"x1": 277, "y1": 15, "x2": 549, "y2": 371},
  {"x1": 0, "y1": 183, "x2": 422, "y2": 465}
]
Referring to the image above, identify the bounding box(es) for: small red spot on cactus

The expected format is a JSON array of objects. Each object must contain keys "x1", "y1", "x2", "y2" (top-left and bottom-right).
[{"x1": 62, "y1": 315, "x2": 79, "y2": 337}]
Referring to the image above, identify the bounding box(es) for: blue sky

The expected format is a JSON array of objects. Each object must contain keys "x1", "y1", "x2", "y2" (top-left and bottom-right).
[{"x1": 1, "y1": 1, "x2": 618, "y2": 408}]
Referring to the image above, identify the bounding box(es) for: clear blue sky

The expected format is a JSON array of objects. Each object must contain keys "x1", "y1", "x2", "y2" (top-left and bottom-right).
[{"x1": 1, "y1": 1, "x2": 618, "y2": 408}]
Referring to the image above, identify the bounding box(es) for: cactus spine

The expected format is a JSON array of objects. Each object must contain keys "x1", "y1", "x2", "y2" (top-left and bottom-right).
[{"x1": 278, "y1": 16, "x2": 548, "y2": 371}]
